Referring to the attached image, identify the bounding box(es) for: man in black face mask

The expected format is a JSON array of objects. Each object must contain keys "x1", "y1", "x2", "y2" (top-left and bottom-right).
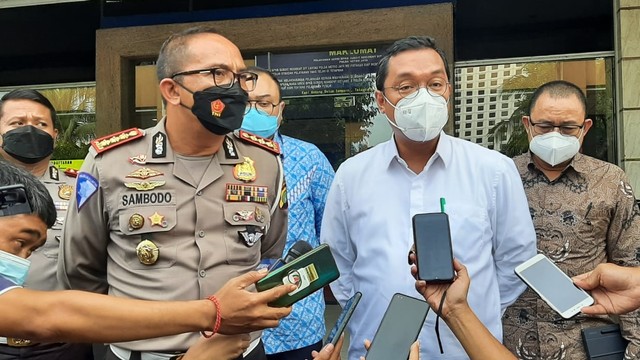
[
  {"x1": 0, "y1": 89, "x2": 94, "y2": 359},
  {"x1": 57, "y1": 26, "x2": 289, "y2": 360}
]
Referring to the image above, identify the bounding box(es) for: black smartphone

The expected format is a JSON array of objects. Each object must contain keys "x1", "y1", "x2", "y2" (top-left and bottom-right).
[
  {"x1": 365, "y1": 293, "x2": 429, "y2": 360},
  {"x1": 582, "y1": 324, "x2": 628, "y2": 359},
  {"x1": 255, "y1": 244, "x2": 339, "y2": 307},
  {"x1": 324, "y1": 292, "x2": 362, "y2": 346},
  {"x1": 412, "y1": 212, "x2": 454, "y2": 283}
]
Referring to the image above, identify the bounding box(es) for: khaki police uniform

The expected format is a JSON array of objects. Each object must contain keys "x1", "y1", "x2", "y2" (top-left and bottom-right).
[
  {"x1": 57, "y1": 118, "x2": 287, "y2": 357},
  {"x1": 0, "y1": 162, "x2": 93, "y2": 359}
]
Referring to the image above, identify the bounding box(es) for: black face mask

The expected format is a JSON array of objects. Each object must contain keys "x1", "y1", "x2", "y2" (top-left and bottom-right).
[
  {"x1": 183, "y1": 82, "x2": 249, "y2": 136},
  {"x1": 1, "y1": 126, "x2": 54, "y2": 164}
]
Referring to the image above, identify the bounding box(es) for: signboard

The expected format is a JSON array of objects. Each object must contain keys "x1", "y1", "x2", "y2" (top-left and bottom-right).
[{"x1": 256, "y1": 47, "x2": 384, "y2": 98}]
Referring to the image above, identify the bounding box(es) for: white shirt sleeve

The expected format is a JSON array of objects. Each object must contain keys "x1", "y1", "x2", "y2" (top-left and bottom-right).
[
  {"x1": 491, "y1": 157, "x2": 537, "y2": 310},
  {"x1": 320, "y1": 170, "x2": 355, "y2": 307}
]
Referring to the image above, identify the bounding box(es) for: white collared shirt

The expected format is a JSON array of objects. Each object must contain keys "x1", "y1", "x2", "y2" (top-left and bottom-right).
[{"x1": 321, "y1": 133, "x2": 536, "y2": 360}]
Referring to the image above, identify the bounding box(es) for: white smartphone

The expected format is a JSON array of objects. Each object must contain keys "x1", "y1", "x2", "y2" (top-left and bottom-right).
[{"x1": 515, "y1": 254, "x2": 594, "y2": 319}]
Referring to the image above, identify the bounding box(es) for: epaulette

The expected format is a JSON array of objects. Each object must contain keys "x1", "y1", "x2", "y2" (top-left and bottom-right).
[
  {"x1": 91, "y1": 128, "x2": 144, "y2": 155},
  {"x1": 236, "y1": 130, "x2": 281, "y2": 155}
]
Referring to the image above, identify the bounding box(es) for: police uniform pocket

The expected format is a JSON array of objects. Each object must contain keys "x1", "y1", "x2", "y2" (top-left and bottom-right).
[
  {"x1": 223, "y1": 203, "x2": 271, "y2": 266},
  {"x1": 119, "y1": 207, "x2": 178, "y2": 270}
]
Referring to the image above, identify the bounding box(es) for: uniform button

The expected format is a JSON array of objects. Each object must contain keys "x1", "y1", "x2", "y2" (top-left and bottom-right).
[
  {"x1": 199, "y1": 270, "x2": 206, "y2": 278},
  {"x1": 198, "y1": 230, "x2": 205, "y2": 238},
  {"x1": 196, "y1": 191, "x2": 203, "y2": 196}
]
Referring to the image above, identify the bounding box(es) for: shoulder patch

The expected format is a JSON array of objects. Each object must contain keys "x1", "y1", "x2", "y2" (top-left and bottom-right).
[
  {"x1": 91, "y1": 128, "x2": 144, "y2": 155},
  {"x1": 76, "y1": 172, "x2": 99, "y2": 211},
  {"x1": 237, "y1": 130, "x2": 281, "y2": 155}
]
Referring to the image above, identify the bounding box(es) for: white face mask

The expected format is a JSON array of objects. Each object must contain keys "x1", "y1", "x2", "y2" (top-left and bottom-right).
[
  {"x1": 384, "y1": 88, "x2": 448, "y2": 142},
  {"x1": 0, "y1": 249, "x2": 31, "y2": 286},
  {"x1": 529, "y1": 131, "x2": 581, "y2": 166}
]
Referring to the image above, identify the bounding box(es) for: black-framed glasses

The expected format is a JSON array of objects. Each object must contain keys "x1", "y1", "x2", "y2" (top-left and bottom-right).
[
  {"x1": 245, "y1": 99, "x2": 280, "y2": 115},
  {"x1": 384, "y1": 77, "x2": 449, "y2": 100},
  {"x1": 528, "y1": 118, "x2": 585, "y2": 136},
  {"x1": 171, "y1": 67, "x2": 258, "y2": 92}
]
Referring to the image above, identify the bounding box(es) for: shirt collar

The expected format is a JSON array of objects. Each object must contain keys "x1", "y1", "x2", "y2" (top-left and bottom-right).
[
  {"x1": 525, "y1": 151, "x2": 587, "y2": 175},
  {"x1": 384, "y1": 132, "x2": 451, "y2": 170}
]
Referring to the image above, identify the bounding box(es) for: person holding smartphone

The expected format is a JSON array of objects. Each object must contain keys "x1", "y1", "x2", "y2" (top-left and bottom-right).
[
  {"x1": 0, "y1": 161, "x2": 295, "y2": 360},
  {"x1": 502, "y1": 80, "x2": 640, "y2": 359}
]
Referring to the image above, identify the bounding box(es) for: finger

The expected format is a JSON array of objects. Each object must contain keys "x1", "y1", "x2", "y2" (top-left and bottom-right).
[
  {"x1": 257, "y1": 283, "x2": 298, "y2": 303},
  {"x1": 363, "y1": 339, "x2": 371, "y2": 351},
  {"x1": 408, "y1": 252, "x2": 416, "y2": 265},
  {"x1": 580, "y1": 304, "x2": 609, "y2": 315},
  {"x1": 572, "y1": 271, "x2": 596, "y2": 289},
  {"x1": 409, "y1": 340, "x2": 420, "y2": 360},
  {"x1": 232, "y1": 269, "x2": 269, "y2": 289}
]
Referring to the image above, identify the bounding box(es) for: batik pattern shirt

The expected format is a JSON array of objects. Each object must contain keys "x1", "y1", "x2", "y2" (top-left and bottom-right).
[
  {"x1": 262, "y1": 133, "x2": 335, "y2": 353},
  {"x1": 503, "y1": 152, "x2": 640, "y2": 360}
]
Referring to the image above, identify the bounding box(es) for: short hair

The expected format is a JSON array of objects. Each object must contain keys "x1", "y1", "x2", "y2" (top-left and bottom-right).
[
  {"x1": 376, "y1": 36, "x2": 450, "y2": 91},
  {"x1": 0, "y1": 89, "x2": 59, "y2": 130},
  {"x1": 246, "y1": 66, "x2": 282, "y2": 101},
  {"x1": 0, "y1": 161, "x2": 56, "y2": 228},
  {"x1": 529, "y1": 80, "x2": 587, "y2": 115},
  {"x1": 156, "y1": 26, "x2": 221, "y2": 82}
]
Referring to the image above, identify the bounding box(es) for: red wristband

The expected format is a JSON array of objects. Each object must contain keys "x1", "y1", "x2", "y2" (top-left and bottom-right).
[{"x1": 201, "y1": 295, "x2": 221, "y2": 338}]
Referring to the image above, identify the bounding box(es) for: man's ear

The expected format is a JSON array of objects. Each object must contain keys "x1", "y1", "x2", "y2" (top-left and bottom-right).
[
  {"x1": 159, "y1": 79, "x2": 182, "y2": 106},
  {"x1": 375, "y1": 90, "x2": 386, "y2": 114},
  {"x1": 277, "y1": 101, "x2": 285, "y2": 126},
  {"x1": 582, "y1": 118, "x2": 593, "y2": 137}
]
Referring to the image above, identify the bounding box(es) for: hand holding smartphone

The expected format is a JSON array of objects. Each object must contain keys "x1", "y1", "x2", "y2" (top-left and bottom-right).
[
  {"x1": 365, "y1": 293, "x2": 429, "y2": 360},
  {"x1": 324, "y1": 292, "x2": 362, "y2": 346},
  {"x1": 412, "y1": 212, "x2": 454, "y2": 283},
  {"x1": 515, "y1": 254, "x2": 594, "y2": 318},
  {"x1": 255, "y1": 244, "x2": 339, "y2": 307}
]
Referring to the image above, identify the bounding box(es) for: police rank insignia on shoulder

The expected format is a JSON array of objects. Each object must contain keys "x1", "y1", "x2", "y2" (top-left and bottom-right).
[
  {"x1": 91, "y1": 128, "x2": 144, "y2": 154},
  {"x1": 237, "y1": 130, "x2": 281, "y2": 155}
]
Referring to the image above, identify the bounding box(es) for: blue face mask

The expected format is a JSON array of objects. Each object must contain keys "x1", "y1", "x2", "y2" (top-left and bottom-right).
[
  {"x1": 0, "y1": 250, "x2": 30, "y2": 286},
  {"x1": 241, "y1": 108, "x2": 279, "y2": 138}
]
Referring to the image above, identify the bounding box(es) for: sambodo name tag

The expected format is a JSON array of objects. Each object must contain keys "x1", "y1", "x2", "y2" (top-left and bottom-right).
[{"x1": 256, "y1": 243, "x2": 340, "y2": 307}]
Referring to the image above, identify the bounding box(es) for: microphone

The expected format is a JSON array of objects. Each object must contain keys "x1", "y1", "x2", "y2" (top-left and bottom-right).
[
  {"x1": 269, "y1": 240, "x2": 313, "y2": 271},
  {"x1": 283, "y1": 240, "x2": 313, "y2": 263}
]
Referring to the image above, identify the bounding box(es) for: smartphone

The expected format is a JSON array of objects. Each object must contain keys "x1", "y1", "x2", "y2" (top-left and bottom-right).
[
  {"x1": 324, "y1": 292, "x2": 362, "y2": 346},
  {"x1": 515, "y1": 254, "x2": 594, "y2": 319},
  {"x1": 0, "y1": 184, "x2": 32, "y2": 217},
  {"x1": 582, "y1": 324, "x2": 628, "y2": 360},
  {"x1": 256, "y1": 244, "x2": 339, "y2": 307},
  {"x1": 365, "y1": 293, "x2": 429, "y2": 360},
  {"x1": 412, "y1": 212, "x2": 454, "y2": 283}
]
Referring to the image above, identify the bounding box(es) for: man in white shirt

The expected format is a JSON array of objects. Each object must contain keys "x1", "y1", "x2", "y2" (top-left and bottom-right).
[{"x1": 320, "y1": 36, "x2": 537, "y2": 360}]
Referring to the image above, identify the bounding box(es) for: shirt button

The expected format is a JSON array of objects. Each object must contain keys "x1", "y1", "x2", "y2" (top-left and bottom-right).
[
  {"x1": 199, "y1": 270, "x2": 206, "y2": 278},
  {"x1": 198, "y1": 230, "x2": 205, "y2": 238},
  {"x1": 196, "y1": 191, "x2": 202, "y2": 196}
]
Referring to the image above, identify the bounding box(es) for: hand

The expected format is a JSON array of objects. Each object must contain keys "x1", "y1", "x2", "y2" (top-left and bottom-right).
[
  {"x1": 411, "y1": 257, "x2": 470, "y2": 319},
  {"x1": 213, "y1": 270, "x2": 296, "y2": 334},
  {"x1": 312, "y1": 335, "x2": 344, "y2": 360},
  {"x1": 573, "y1": 263, "x2": 640, "y2": 315},
  {"x1": 359, "y1": 339, "x2": 420, "y2": 360},
  {"x1": 183, "y1": 334, "x2": 251, "y2": 360}
]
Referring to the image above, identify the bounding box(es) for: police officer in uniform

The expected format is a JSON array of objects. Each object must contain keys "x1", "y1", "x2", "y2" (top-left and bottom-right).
[
  {"x1": 57, "y1": 27, "x2": 288, "y2": 360},
  {"x1": 0, "y1": 89, "x2": 93, "y2": 360}
]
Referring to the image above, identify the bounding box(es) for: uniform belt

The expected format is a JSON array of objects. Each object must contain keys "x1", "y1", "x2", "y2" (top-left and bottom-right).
[
  {"x1": 0, "y1": 337, "x2": 38, "y2": 347},
  {"x1": 110, "y1": 338, "x2": 261, "y2": 360}
]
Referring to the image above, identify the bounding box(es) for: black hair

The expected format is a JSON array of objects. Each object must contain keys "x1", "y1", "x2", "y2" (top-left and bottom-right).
[
  {"x1": 375, "y1": 36, "x2": 450, "y2": 91},
  {"x1": 0, "y1": 161, "x2": 56, "y2": 228},
  {"x1": 529, "y1": 80, "x2": 587, "y2": 115},
  {"x1": 0, "y1": 89, "x2": 59, "y2": 130},
  {"x1": 246, "y1": 66, "x2": 282, "y2": 101}
]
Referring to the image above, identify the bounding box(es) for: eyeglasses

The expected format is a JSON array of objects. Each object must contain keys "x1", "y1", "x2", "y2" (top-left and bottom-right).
[
  {"x1": 245, "y1": 100, "x2": 280, "y2": 115},
  {"x1": 171, "y1": 67, "x2": 258, "y2": 92},
  {"x1": 528, "y1": 118, "x2": 585, "y2": 136},
  {"x1": 384, "y1": 77, "x2": 449, "y2": 100}
]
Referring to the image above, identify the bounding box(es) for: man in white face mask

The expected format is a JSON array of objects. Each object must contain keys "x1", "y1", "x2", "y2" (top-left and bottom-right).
[
  {"x1": 503, "y1": 80, "x2": 640, "y2": 359},
  {"x1": 321, "y1": 36, "x2": 537, "y2": 360}
]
